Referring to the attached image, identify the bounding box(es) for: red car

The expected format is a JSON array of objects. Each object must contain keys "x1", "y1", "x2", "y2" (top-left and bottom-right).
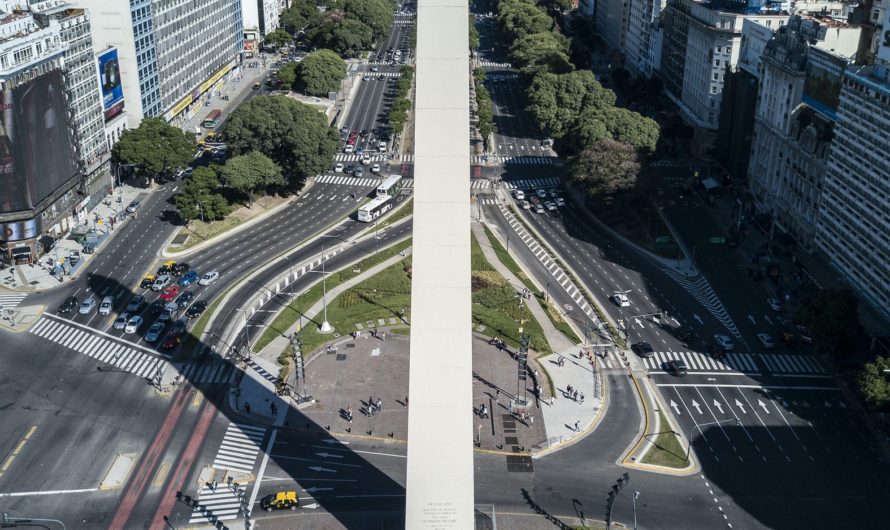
[
  {"x1": 160, "y1": 285, "x2": 181, "y2": 302},
  {"x1": 161, "y1": 331, "x2": 181, "y2": 350}
]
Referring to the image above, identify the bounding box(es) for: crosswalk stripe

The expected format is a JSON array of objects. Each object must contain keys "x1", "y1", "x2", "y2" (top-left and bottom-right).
[
  {"x1": 96, "y1": 341, "x2": 115, "y2": 362},
  {"x1": 84, "y1": 336, "x2": 102, "y2": 355}
]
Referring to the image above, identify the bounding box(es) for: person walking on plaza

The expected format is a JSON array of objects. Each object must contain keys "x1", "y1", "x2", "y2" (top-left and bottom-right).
[
  {"x1": 579, "y1": 392, "x2": 584, "y2": 404},
  {"x1": 346, "y1": 406, "x2": 353, "y2": 423},
  {"x1": 574, "y1": 420, "x2": 580, "y2": 432}
]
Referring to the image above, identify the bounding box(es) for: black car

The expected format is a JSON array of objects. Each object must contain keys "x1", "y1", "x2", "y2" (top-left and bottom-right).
[
  {"x1": 172, "y1": 263, "x2": 190, "y2": 276},
  {"x1": 632, "y1": 341, "x2": 655, "y2": 358},
  {"x1": 667, "y1": 359, "x2": 688, "y2": 376},
  {"x1": 59, "y1": 296, "x2": 78, "y2": 313},
  {"x1": 149, "y1": 299, "x2": 165, "y2": 315},
  {"x1": 176, "y1": 291, "x2": 195, "y2": 309},
  {"x1": 186, "y1": 300, "x2": 207, "y2": 319}
]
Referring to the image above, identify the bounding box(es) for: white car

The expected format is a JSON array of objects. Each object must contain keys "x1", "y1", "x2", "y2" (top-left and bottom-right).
[
  {"x1": 198, "y1": 271, "x2": 219, "y2": 286},
  {"x1": 514, "y1": 190, "x2": 525, "y2": 201},
  {"x1": 362, "y1": 155, "x2": 371, "y2": 166},
  {"x1": 757, "y1": 333, "x2": 775, "y2": 349},
  {"x1": 520, "y1": 200, "x2": 531, "y2": 210},
  {"x1": 554, "y1": 197, "x2": 566, "y2": 207},
  {"x1": 363, "y1": 74, "x2": 371, "y2": 81},
  {"x1": 545, "y1": 201, "x2": 557, "y2": 212},
  {"x1": 767, "y1": 297, "x2": 783, "y2": 311},
  {"x1": 378, "y1": 141, "x2": 387, "y2": 152},
  {"x1": 612, "y1": 293, "x2": 630, "y2": 307},
  {"x1": 536, "y1": 189, "x2": 547, "y2": 199},
  {"x1": 125, "y1": 315, "x2": 143, "y2": 334},
  {"x1": 714, "y1": 334, "x2": 735, "y2": 351},
  {"x1": 152, "y1": 274, "x2": 172, "y2": 291},
  {"x1": 371, "y1": 163, "x2": 381, "y2": 173},
  {"x1": 78, "y1": 297, "x2": 97, "y2": 315},
  {"x1": 98, "y1": 296, "x2": 114, "y2": 316},
  {"x1": 113, "y1": 312, "x2": 130, "y2": 330},
  {"x1": 334, "y1": 163, "x2": 344, "y2": 172}
]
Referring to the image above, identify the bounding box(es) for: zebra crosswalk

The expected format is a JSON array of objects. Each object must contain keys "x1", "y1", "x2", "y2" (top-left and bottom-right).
[
  {"x1": 642, "y1": 351, "x2": 826, "y2": 375},
  {"x1": 0, "y1": 292, "x2": 28, "y2": 311},
  {"x1": 478, "y1": 197, "x2": 498, "y2": 205},
  {"x1": 334, "y1": 153, "x2": 414, "y2": 163},
  {"x1": 29, "y1": 315, "x2": 166, "y2": 379},
  {"x1": 503, "y1": 177, "x2": 561, "y2": 190},
  {"x1": 188, "y1": 483, "x2": 247, "y2": 527},
  {"x1": 471, "y1": 179, "x2": 491, "y2": 189},
  {"x1": 363, "y1": 71, "x2": 402, "y2": 79},
  {"x1": 478, "y1": 60, "x2": 512, "y2": 68},
  {"x1": 658, "y1": 266, "x2": 741, "y2": 339},
  {"x1": 314, "y1": 174, "x2": 415, "y2": 189},
  {"x1": 178, "y1": 361, "x2": 237, "y2": 385},
  {"x1": 487, "y1": 72, "x2": 519, "y2": 82},
  {"x1": 473, "y1": 155, "x2": 562, "y2": 166},
  {"x1": 759, "y1": 353, "x2": 826, "y2": 374}
]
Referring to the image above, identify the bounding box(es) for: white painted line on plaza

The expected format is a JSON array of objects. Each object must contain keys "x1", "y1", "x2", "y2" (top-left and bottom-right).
[
  {"x1": 657, "y1": 384, "x2": 840, "y2": 390},
  {"x1": 0, "y1": 488, "x2": 99, "y2": 497}
]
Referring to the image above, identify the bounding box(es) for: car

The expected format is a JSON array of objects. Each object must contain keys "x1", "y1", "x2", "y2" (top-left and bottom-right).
[
  {"x1": 186, "y1": 300, "x2": 208, "y2": 319},
  {"x1": 178, "y1": 271, "x2": 200, "y2": 286},
  {"x1": 160, "y1": 285, "x2": 180, "y2": 302},
  {"x1": 198, "y1": 271, "x2": 219, "y2": 286},
  {"x1": 549, "y1": 189, "x2": 559, "y2": 199},
  {"x1": 554, "y1": 197, "x2": 566, "y2": 207},
  {"x1": 339, "y1": 127, "x2": 349, "y2": 135},
  {"x1": 359, "y1": 129, "x2": 369, "y2": 138},
  {"x1": 354, "y1": 166, "x2": 365, "y2": 178},
  {"x1": 667, "y1": 359, "x2": 688, "y2": 376},
  {"x1": 378, "y1": 141, "x2": 387, "y2": 152},
  {"x1": 125, "y1": 295, "x2": 144, "y2": 313},
  {"x1": 343, "y1": 143, "x2": 354, "y2": 154},
  {"x1": 78, "y1": 297, "x2": 97, "y2": 315},
  {"x1": 355, "y1": 147, "x2": 364, "y2": 156},
  {"x1": 363, "y1": 74, "x2": 371, "y2": 80},
  {"x1": 513, "y1": 190, "x2": 526, "y2": 201},
  {"x1": 544, "y1": 201, "x2": 557, "y2": 211},
  {"x1": 140, "y1": 274, "x2": 157, "y2": 289},
  {"x1": 126, "y1": 200, "x2": 140, "y2": 213},
  {"x1": 362, "y1": 154, "x2": 371, "y2": 166},
  {"x1": 113, "y1": 312, "x2": 130, "y2": 330},
  {"x1": 612, "y1": 292, "x2": 631, "y2": 307},
  {"x1": 98, "y1": 296, "x2": 115, "y2": 316},
  {"x1": 520, "y1": 200, "x2": 531, "y2": 210},
  {"x1": 757, "y1": 333, "x2": 775, "y2": 349},
  {"x1": 124, "y1": 315, "x2": 143, "y2": 334},
  {"x1": 149, "y1": 299, "x2": 165, "y2": 315},
  {"x1": 261, "y1": 491, "x2": 299, "y2": 511},
  {"x1": 171, "y1": 319, "x2": 188, "y2": 334},
  {"x1": 172, "y1": 263, "x2": 190, "y2": 276},
  {"x1": 176, "y1": 291, "x2": 195, "y2": 309},
  {"x1": 713, "y1": 334, "x2": 735, "y2": 351},
  {"x1": 529, "y1": 196, "x2": 541, "y2": 206},
  {"x1": 536, "y1": 189, "x2": 547, "y2": 199},
  {"x1": 632, "y1": 341, "x2": 655, "y2": 358},
  {"x1": 161, "y1": 331, "x2": 182, "y2": 351},
  {"x1": 144, "y1": 322, "x2": 165, "y2": 343},
  {"x1": 334, "y1": 163, "x2": 345, "y2": 172},
  {"x1": 371, "y1": 163, "x2": 381, "y2": 174},
  {"x1": 767, "y1": 297, "x2": 783, "y2": 311},
  {"x1": 157, "y1": 260, "x2": 177, "y2": 274},
  {"x1": 59, "y1": 296, "x2": 78, "y2": 313},
  {"x1": 152, "y1": 274, "x2": 172, "y2": 291},
  {"x1": 371, "y1": 66, "x2": 379, "y2": 72},
  {"x1": 533, "y1": 204, "x2": 545, "y2": 214}
]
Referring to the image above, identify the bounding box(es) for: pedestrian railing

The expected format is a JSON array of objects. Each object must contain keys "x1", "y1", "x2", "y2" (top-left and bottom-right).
[{"x1": 530, "y1": 436, "x2": 564, "y2": 453}]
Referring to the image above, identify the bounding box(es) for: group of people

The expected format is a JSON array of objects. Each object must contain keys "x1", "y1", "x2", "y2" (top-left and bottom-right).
[
  {"x1": 565, "y1": 384, "x2": 584, "y2": 404},
  {"x1": 489, "y1": 336, "x2": 506, "y2": 350}
]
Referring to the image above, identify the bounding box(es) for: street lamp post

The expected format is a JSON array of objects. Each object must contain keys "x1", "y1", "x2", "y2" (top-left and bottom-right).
[
  {"x1": 114, "y1": 163, "x2": 137, "y2": 191},
  {"x1": 234, "y1": 307, "x2": 252, "y2": 361},
  {"x1": 686, "y1": 418, "x2": 741, "y2": 461},
  {"x1": 632, "y1": 491, "x2": 640, "y2": 530}
]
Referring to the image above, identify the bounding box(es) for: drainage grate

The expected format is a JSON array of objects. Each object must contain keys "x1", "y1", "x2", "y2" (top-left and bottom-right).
[
  {"x1": 345, "y1": 343, "x2": 355, "y2": 348},
  {"x1": 336, "y1": 354, "x2": 347, "y2": 361},
  {"x1": 505, "y1": 455, "x2": 533, "y2": 473},
  {"x1": 504, "y1": 436, "x2": 519, "y2": 445}
]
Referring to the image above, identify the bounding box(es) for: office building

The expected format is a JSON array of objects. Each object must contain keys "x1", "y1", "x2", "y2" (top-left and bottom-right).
[
  {"x1": 625, "y1": 0, "x2": 666, "y2": 77},
  {"x1": 595, "y1": 0, "x2": 630, "y2": 54},
  {"x1": 242, "y1": 0, "x2": 286, "y2": 38},
  {"x1": 79, "y1": 0, "x2": 243, "y2": 127}
]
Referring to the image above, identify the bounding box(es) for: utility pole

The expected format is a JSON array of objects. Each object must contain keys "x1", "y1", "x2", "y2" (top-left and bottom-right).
[{"x1": 514, "y1": 296, "x2": 530, "y2": 408}]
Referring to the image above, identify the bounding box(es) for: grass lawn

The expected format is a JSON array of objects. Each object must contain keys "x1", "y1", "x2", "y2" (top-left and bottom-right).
[
  {"x1": 640, "y1": 411, "x2": 689, "y2": 468},
  {"x1": 482, "y1": 224, "x2": 581, "y2": 345},
  {"x1": 253, "y1": 238, "x2": 412, "y2": 352},
  {"x1": 169, "y1": 217, "x2": 244, "y2": 252}
]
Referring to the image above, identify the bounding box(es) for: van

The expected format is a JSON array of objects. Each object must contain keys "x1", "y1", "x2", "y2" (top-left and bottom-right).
[
  {"x1": 98, "y1": 296, "x2": 115, "y2": 316},
  {"x1": 378, "y1": 141, "x2": 387, "y2": 152}
]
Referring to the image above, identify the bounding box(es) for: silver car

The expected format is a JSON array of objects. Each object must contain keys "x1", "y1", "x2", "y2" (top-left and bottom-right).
[
  {"x1": 78, "y1": 297, "x2": 97, "y2": 315},
  {"x1": 144, "y1": 322, "x2": 165, "y2": 343}
]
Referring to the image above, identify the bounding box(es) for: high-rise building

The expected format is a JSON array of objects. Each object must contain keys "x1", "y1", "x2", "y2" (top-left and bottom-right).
[
  {"x1": 625, "y1": 0, "x2": 666, "y2": 77},
  {"x1": 595, "y1": 0, "x2": 630, "y2": 53},
  {"x1": 79, "y1": 0, "x2": 244, "y2": 127},
  {"x1": 242, "y1": 0, "x2": 286, "y2": 38},
  {"x1": 815, "y1": 64, "x2": 890, "y2": 320},
  {"x1": 0, "y1": 0, "x2": 98, "y2": 264}
]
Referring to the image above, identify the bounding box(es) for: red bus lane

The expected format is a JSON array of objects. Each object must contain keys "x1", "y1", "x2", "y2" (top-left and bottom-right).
[
  {"x1": 149, "y1": 399, "x2": 218, "y2": 530},
  {"x1": 108, "y1": 387, "x2": 191, "y2": 530}
]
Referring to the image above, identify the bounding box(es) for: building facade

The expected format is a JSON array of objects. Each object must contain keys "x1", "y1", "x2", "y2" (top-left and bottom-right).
[
  {"x1": 595, "y1": 0, "x2": 630, "y2": 53},
  {"x1": 815, "y1": 64, "x2": 890, "y2": 320},
  {"x1": 79, "y1": 0, "x2": 244, "y2": 127},
  {"x1": 625, "y1": 0, "x2": 666, "y2": 76},
  {"x1": 242, "y1": 0, "x2": 286, "y2": 38}
]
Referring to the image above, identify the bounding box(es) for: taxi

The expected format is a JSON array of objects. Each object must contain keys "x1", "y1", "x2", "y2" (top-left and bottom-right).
[
  {"x1": 140, "y1": 274, "x2": 157, "y2": 289},
  {"x1": 260, "y1": 491, "x2": 299, "y2": 511}
]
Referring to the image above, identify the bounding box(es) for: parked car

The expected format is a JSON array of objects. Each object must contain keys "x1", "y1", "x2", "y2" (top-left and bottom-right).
[
  {"x1": 59, "y1": 296, "x2": 78, "y2": 314},
  {"x1": 198, "y1": 271, "x2": 219, "y2": 286},
  {"x1": 767, "y1": 297, "x2": 783, "y2": 311},
  {"x1": 334, "y1": 163, "x2": 345, "y2": 172},
  {"x1": 186, "y1": 300, "x2": 208, "y2": 319},
  {"x1": 140, "y1": 274, "x2": 157, "y2": 289},
  {"x1": 160, "y1": 285, "x2": 181, "y2": 302},
  {"x1": 78, "y1": 297, "x2": 97, "y2": 315},
  {"x1": 713, "y1": 334, "x2": 735, "y2": 351},
  {"x1": 612, "y1": 292, "x2": 631, "y2": 307},
  {"x1": 536, "y1": 189, "x2": 547, "y2": 199},
  {"x1": 172, "y1": 263, "x2": 190, "y2": 276},
  {"x1": 152, "y1": 274, "x2": 172, "y2": 291},
  {"x1": 125, "y1": 295, "x2": 144, "y2": 313},
  {"x1": 98, "y1": 296, "x2": 114, "y2": 316},
  {"x1": 124, "y1": 315, "x2": 143, "y2": 333},
  {"x1": 176, "y1": 291, "x2": 195, "y2": 309},
  {"x1": 113, "y1": 313, "x2": 130, "y2": 330},
  {"x1": 544, "y1": 201, "x2": 557, "y2": 212},
  {"x1": 144, "y1": 322, "x2": 165, "y2": 343},
  {"x1": 178, "y1": 271, "x2": 199, "y2": 286},
  {"x1": 149, "y1": 299, "x2": 165, "y2": 315},
  {"x1": 261, "y1": 491, "x2": 299, "y2": 511}
]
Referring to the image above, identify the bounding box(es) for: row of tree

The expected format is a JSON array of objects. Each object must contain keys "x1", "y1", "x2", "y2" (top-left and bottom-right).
[
  {"x1": 275, "y1": 0, "x2": 397, "y2": 58},
  {"x1": 389, "y1": 65, "x2": 415, "y2": 133},
  {"x1": 472, "y1": 68, "x2": 495, "y2": 150},
  {"x1": 277, "y1": 49, "x2": 347, "y2": 97}
]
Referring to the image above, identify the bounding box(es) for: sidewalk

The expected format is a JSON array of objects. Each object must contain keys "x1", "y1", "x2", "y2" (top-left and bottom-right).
[{"x1": 0, "y1": 184, "x2": 147, "y2": 292}]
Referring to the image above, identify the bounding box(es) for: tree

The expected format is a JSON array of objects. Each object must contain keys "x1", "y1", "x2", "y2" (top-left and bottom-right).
[
  {"x1": 570, "y1": 139, "x2": 642, "y2": 196},
  {"x1": 280, "y1": 0, "x2": 318, "y2": 35},
  {"x1": 174, "y1": 166, "x2": 231, "y2": 222},
  {"x1": 525, "y1": 70, "x2": 615, "y2": 139},
  {"x1": 309, "y1": 16, "x2": 374, "y2": 56},
  {"x1": 795, "y1": 288, "x2": 860, "y2": 358},
  {"x1": 547, "y1": 0, "x2": 574, "y2": 12},
  {"x1": 219, "y1": 151, "x2": 283, "y2": 208},
  {"x1": 111, "y1": 117, "x2": 195, "y2": 180},
  {"x1": 469, "y1": 16, "x2": 480, "y2": 51},
  {"x1": 224, "y1": 95, "x2": 339, "y2": 187},
  {"x1": 557, "y1": 108, "x2": 610, "y2": 156},
  {"x1": 497, "y1": 0, "x2": 552, "y2": 44},
  {"x1": 296, "y1": 49, "x2": 346, "y2": 97},
  {"x1": 598, "y1": 107, "x2": 660, "y2": 155},
  {"x1": 343, "y1": 0, "x2": 394, "y2": 39},
  {"x1": 508, "y1": 31, "x2": 570, "y2": 69},
  {"x1": 277, "y1": 61, "x2": 298, "y2": 88},
  {"x1": 858, "y1": 357, "x2": 890, "y2": 410},
  {"x1": 264, "y1": 28, "x2": 292, "y2": 49},
  {"x1": 183, "y1": 166, "x2": 221, "y2": 196}
]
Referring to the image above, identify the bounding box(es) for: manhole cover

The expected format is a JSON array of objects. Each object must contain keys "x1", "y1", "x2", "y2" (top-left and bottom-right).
[
  {"x1": 335, "y1": 354, "x2": 347, "y2": 361},
  {"x1": 345, "y1": 343, "x2": 355, "y2": 348},
  {"x1": 505, "y1": 455, "x2": 533, "y2": 473}
]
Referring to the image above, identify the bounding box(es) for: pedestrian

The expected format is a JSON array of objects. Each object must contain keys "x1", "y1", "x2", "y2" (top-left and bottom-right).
[
  {"x1": 404, "y1": 395, "x2": 409, "y2": 407},
  {"x1": 574, "y1": 420, "x2": 580, "y2": 432},
  {"x1": 375, "y1": 398, "x2": 382, "y2": 411},
  {"x1": 550, "y1": 396, "x2": 555, "y2": 406},
  {"x1": 373, "y1": 327, "x2": 378, "y2": 338},
  {"x1": 558, "y1": 356, "x2": 564, "y2": 367},
  {"x1": 573, "y1": 389, "x2": 579, "y2": 401},
  {"x1": 533, "y1": 369, "x2": 539, "y2": 378},
  {"x1": 346, "y1": 406, "x2": 353, "y2": 422},
  {"x1": 566, "y1": 384, "x2": 573, "y2": 396},
  {"x1": 529, "y1": 415, "x2": 534, "y2": 425},
  {"x1": 578, "y1": 349, "x2": 583, "y2": 358},
  {"x1": 244, "y1": 402, "x2": 250, "y2": 414},
  {"x1": 381, "y1": 332, "x2": 386, "y2": 342},
  {"x1": 580, "y1": 392, "x2": 584, "y2": 404},
  {"x1": 369, "y1": 396, "x2": 374, "y2": 408}
]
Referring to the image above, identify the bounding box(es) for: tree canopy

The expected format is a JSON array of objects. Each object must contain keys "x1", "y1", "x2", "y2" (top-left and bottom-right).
[
  {"x1": 277, "y1": 61, "x2": 299, "y2": 88},
  {"x1": 509, "y1": 31, "x2": 571, "y2": 71},
  {"x1": 496, "y1": 0, "x2": 553, "y2": 44},
  {"x1": 343, "y1": 0, "x2": 394, "y2": 39},
  {"x1": 524, "y1": 70, "x2": 615, "y2": 139},
  {"x1": 219, "y1": 151, "x2": 283, "y2": 208},
  {"x1": 296, "y1": 49, "x2": 346, "y2": 97},
  {"x1": 264, "y1": 28, "x2": 292, "y2": 49},
  {"x1": 858, "y1": 356, "x2": 890, "y2": 410},
  {"x1": 469, "y1": 15, "x2": 480, "y2": 51},
  {"x1": 280, "y1": 0, "x2": 319, "y2": 35},
  {"x1": 309, "y1": 16, "x2": 374, "y2": 57},
  {"x1": 795, "y1": 288, "x2": 860, "y2": 359},
  {"x1": 173, "y1": 166, "x2": 231, "y2": 222},
  {"x1": 224, "y1": 95, "x2": 339, "y2": 187},
  {"x1": 111, "y1": 117, "x2": 195, "y2": 179},
  {"x1": 570, "y1": 139, "x2": 643, "y2": 197}
]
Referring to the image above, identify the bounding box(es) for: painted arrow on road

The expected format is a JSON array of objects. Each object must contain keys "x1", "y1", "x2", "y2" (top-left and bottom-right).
[
  {"x1": 824, "y1": 401, "x2": 832, "y2": 408},
  {"x1": 315, "y1": 452, "x2": 344, "y2": 459},
  {"x1": 838, "y1": 401, "x2": 847, "y2": 409},
  {"x1": 758, "y1": 399, "x2": 770, "y2": 414},
  {"x1": 713, "y1": 400, "x2": 724, "y2": 414},
  {"x1": 670, "y1": 400, "x2": 681, "y2": 415},
  {"x1": 748, "y1": 314, "x2": 756, "y2": 325},
  {"x1": 764, "y1": 315, "x2": 773, "y2": 326},
  {"x1": 734, "y1": 399, "x2": 747, "y2": 414},
  {"x1": 308, "y1": 466, "x2": 337, "y2": 473},
  {"x1": 302, "y1": 503, "x2": 319, "y2": 509},
  {"x1": 693, "y1": 314, "x2": 704, "y2": 324},
  {"x1": 691, "y1": 399, "x2": 703, "y2": 415}
]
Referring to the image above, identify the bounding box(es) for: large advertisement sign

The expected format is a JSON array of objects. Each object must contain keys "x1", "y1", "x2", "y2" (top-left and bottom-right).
[
  {"x1": 803, "y1": 48, "x2": 847, "y2": 121},
  {"x1": 879, "y1": 8, "x2": 890, "y2": 63},
  {"x1": 0, "y1": 218, "x2": 40, "y2": 242},
  {"x1": 0, "y1": 70, "x2": 80, "y2": 215},
  {"x1": 98, "y1": 48, "x2": 125, "y2": 120}
]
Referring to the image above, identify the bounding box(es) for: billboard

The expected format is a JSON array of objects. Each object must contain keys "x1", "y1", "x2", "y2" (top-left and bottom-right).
[
  {"x1": 0, "y1": 70, "x2": 80, "y2": 215},
  {"x1": 98, "y1": 48, "x2": 125, "y2": 121},
  {"x1": 802, "y1": 48, "x2": 847, "y2": 121},
  {"x1": 880, "y1": 8, "x2": 890, "y2": 63}
]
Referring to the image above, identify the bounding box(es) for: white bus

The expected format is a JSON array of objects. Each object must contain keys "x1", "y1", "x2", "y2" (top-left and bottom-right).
[
  {"x1": 376, "y1": 175, "x2": 403, "y2": 198},
  {"x1": 357, "y1": 196, "x2": 394, "y2": 222}
]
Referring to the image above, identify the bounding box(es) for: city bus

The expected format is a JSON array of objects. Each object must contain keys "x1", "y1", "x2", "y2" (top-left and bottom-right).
[
  {"x1": 202, "y1": 109, "x2": 222, "y2": 128},
  {"x1": 376, "y1": 175, "x2": 402, "y2": 198},
  {"x1": 357, "y1": 196, "x2": 394, "y2": 222}
]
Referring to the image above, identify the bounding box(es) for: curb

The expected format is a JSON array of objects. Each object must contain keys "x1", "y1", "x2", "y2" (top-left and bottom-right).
[{"x1": 531, "y1": 369, "x2": 610, "y2": 458}]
